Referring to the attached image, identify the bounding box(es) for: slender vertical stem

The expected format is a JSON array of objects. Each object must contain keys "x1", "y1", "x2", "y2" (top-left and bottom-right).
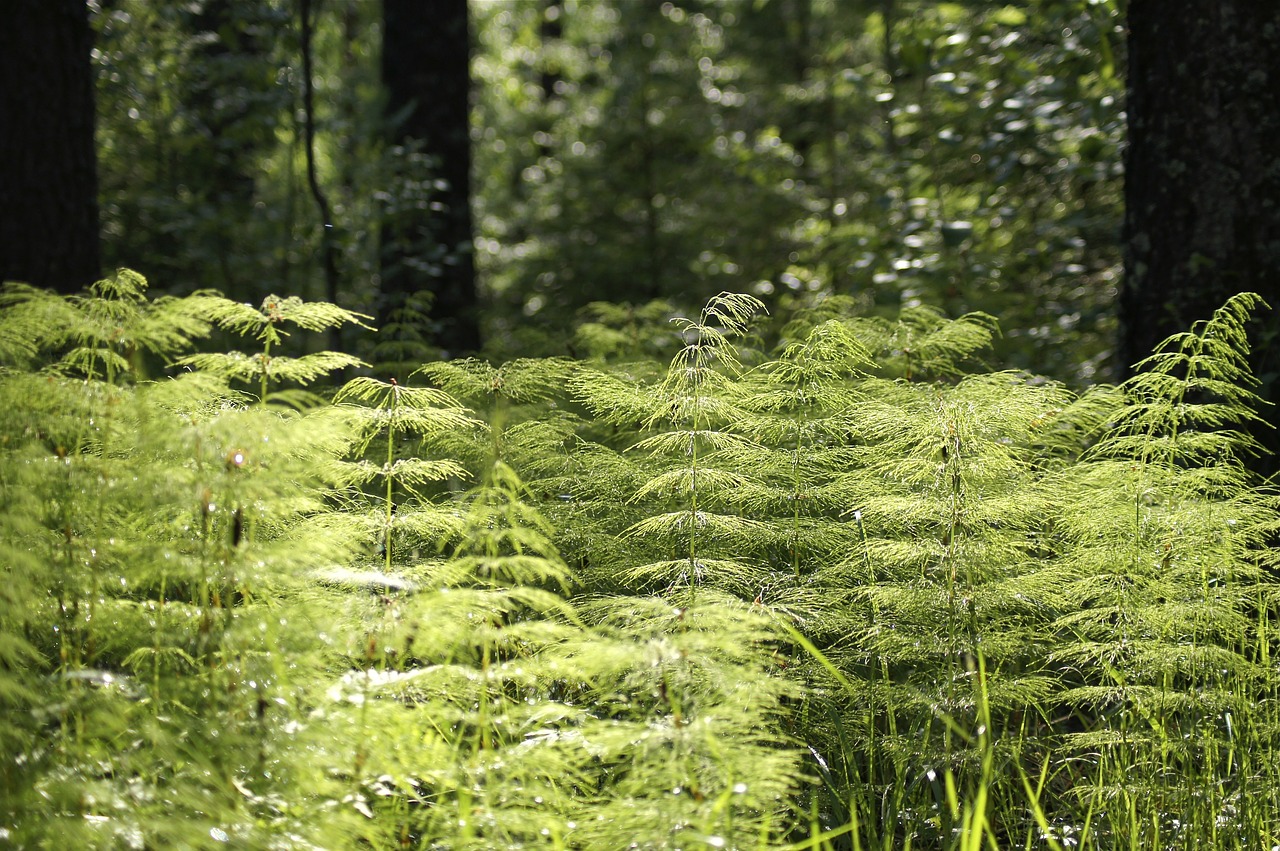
[
  {"x1": 385, "y1": 381, "x2": 398, "y2": 573},
  {"x1": 791, "y1": 442, "x2": 803, "y2": 579},
  {"x1": 259, "y1": 337, "x2": 272, "y2": 406},
  {"x1": 686, "y1": 332, "x2": 703, "y2": 604}
]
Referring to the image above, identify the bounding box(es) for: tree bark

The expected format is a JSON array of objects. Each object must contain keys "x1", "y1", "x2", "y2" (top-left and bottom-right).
[
  {"x1": 1121, "y1": 1, "x2": 1280, "y2": 473},
  {"x1": 1121, "y1": 2, "x2": 1280, "y2": 366},
  {"x1": 0, "y1": 0, "x2": 99, "y2": 294},
  {"x1": 380, "y1": 0, "x2": 480, "y2": 357}
]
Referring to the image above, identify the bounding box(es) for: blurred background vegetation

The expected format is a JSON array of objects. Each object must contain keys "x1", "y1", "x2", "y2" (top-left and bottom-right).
[{"x1": 83, "y1": 0, "x2": 1125, "y2": 381}]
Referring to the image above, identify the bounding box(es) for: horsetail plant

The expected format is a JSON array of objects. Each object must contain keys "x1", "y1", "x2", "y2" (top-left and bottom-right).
[
  {"x1": 175, "y1": 293, "x2": 371, "y2": 405},
  {"x1": 330, "y1": 376, "x2": 478, "y2": 575},
  {"x1": 0, "y1": 274, "x2": 369, "y2": 846},
  {"x1": 6, "y1": 276, "x2": 1280, "y2": 850},
  {"x1": 1043, "y1": 292, "x2": 1280, "y2": 847},
  {"x1": 574, "y1": 292, "x2": 773, "y2": 600}
]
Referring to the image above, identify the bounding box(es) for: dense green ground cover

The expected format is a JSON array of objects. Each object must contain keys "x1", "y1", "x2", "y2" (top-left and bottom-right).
[{"x1": 2, "y1": 273, "x2": 1278, "y2": 849}]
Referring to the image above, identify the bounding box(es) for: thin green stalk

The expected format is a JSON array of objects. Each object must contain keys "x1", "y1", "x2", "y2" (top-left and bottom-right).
[
  {"x1": 680, "y1": 329, "x2": 708, "y2": 608},
  {"x1": 791, "y1": 441, "x2": 803, "y2": 579},
  {"x1": 259, "y1": 337, "x2": 272, "y2": 405},
  {"x1": 385, "y1": 380, "x2": 399, "y2": 573}
]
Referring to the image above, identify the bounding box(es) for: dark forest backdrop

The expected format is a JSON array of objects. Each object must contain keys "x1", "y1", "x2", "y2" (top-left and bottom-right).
[{"x1": 2, "y1": 0, "x2": 1279, "y2": 418}]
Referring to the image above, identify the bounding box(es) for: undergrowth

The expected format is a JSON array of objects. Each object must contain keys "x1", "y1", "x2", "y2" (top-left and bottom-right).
[{"x1": 1, "y1": 271, "x2": 1277, "y2": 849}]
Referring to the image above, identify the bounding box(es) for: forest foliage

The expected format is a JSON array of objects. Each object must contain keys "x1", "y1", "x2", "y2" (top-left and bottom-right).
[
  {"x1": 2, "y1": 273, "x2": 1278, "y2": 849},
  {"x1": 11, "y1": 1, "x2": 1279, "y2": 847},
  {"x1": 90, "y1": 0, "x2": 1124, "y2": 380}
]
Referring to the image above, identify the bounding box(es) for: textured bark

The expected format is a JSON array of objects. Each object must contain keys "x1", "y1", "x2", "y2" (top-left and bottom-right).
[
  {"x1": 380, "y1": 0, "x2": 480, "y2": 356},
  {"x1": 1121, "y1": 2, "x2": 1280, "y2": 369},
  {"x1": 0, "y1": 0, "x2": 99, "y2": 294}
]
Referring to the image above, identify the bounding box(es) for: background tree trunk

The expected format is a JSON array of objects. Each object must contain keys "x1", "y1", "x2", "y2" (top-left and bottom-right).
[
  {"x1": 1121, "y1": 1, "x2": 1280, "y2": 472},
  {"x1": 380, "y1": 0, "x2": 480, "y2": 357},
  {"x1": 0, "y1": 0, "x2": 99, "y2": 294}
]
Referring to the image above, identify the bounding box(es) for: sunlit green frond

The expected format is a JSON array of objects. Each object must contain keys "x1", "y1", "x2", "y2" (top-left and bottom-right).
[
  {"x1": 630, "y1": 465, "x2": 755, "y2": 502},
  {"x1": 175, "y1": 350, "x2": 363, "y2": 385},
  {"x1": 415, "y1": 356, "x2": 574, "y2": 406},
  {"x1": 55, "y1": 345, "x2": 131, "y2": 379},
  {"x1": 703, "y1": 291, "x2": 767, "y2": 329},
  {"x1": 334, "y1": 375, "x2": 461, "y2": 408},
  {"x1": 848, "y1": 305, "x2": 997, "y2": 379},
  {"x1": 629, "y1": 428, "x2": 759, "y2": 456},
  {"x1": 0, "y1": 283, "x2": 81, "y2": 365},
  {"x1": 625, "y1": 510, "x2": 771, "y2": 542},
  {"x1": 766, "y1": 318, "x2": 874, "y2": 386},
  {"x1": 620, "y1": 557, "x2": 768, "y2": 592},
  {"x1": 572, "y1": 364, "x2": 671, "y2": 425}
]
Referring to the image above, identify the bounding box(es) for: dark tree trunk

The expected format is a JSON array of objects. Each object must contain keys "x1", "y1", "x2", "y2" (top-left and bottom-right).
[
  {"x1": 1121, "y1": 1, "x2": 1280, "y2": 473},
  {"x1": 1121, "y1": 3, "x2": 1280, "y2": 365},
  {"x1": 0, "y1": 0, "x2": 99, "y2": 294},
  {"x1": 380, "y1": 0, "x2": 480, "y2": 357}
]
